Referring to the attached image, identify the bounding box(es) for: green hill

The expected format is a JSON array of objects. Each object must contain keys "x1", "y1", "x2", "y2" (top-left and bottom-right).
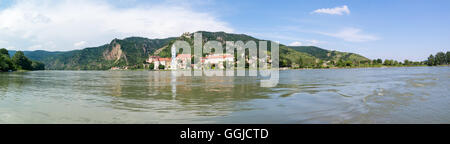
[
  {"x1": 156, "y1": 31, "x2": 319, "y2": 67},
  {"x1": 8, "y1": 50, "x2": 64, "y2": 62},
  {"x1": 9, "y1": 31, "x2": 370, "y2": 70},
  {"x1": 10, "y1": 37, "x2": 174, "y2": 70},
  {"x1": 287, "y1": 46, "x2": 370, "y2": 62}
]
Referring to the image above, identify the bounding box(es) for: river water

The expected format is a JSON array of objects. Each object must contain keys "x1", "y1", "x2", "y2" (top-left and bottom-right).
[{"x1": 0, "y1": 67, "x2": 449, "y2": 123}]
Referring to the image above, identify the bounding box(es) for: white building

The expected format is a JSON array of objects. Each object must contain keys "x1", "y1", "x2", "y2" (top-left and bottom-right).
[
  {"x1": 176, "y1": 54, "x2": 192, "y2": 69},
  {"x1": 146, "y1": 56, "x2": 171, "y2": 70},
  {"x1": 203, "y1": 54, "x2": 234, "y2": 69}
]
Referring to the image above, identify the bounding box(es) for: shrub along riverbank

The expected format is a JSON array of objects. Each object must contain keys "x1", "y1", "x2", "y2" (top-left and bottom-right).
[
  {"x1": 287, "y1": 51, "x2": 449, "y2": 69},
  {"x1": 0, "y1": 48, "x2": 45, "y2": 72}
]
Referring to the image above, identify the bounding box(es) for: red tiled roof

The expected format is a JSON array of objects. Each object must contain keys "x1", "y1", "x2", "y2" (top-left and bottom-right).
[{"x1": 158, "y1": 58, "x2": 171, "y2": 62}]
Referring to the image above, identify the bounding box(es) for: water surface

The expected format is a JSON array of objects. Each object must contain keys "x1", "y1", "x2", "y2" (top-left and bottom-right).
[{"x1": 0, "y1": 67, "x2": 449, "y2": 123}]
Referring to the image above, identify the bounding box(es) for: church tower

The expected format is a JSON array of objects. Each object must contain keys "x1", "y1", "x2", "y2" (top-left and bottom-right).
[{"x1": 170, "y1": 44, "x2": 177, "y2": 70}]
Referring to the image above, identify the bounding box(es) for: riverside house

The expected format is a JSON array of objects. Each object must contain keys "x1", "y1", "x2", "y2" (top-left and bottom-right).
[
  {"x1": 147, "y1": 53, "x2": 237, "y2": 70},
  {"x1": 176, "y1": 54, "x2": 192, "y2": 69},
  {"x1": 146, "y1": 56, "x2": 171, "y2": 70},
  {"x1": 202, "y1": 54, "x2": 234, "y2": 69}
]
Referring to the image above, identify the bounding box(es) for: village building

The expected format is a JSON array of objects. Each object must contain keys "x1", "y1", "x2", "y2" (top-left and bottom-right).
[
  {"x1": 146, "y1": 56, "x2": 171, "y2": 70},
  {"x1": 203, "y1": 54, "x2": 234, "y2": 69},
  {"x1": 176, "y1": 54, "x2": 192, "y2": 69},
  {"x1": 146, "y1": 56, "x2": 160, "y2": 63},
  {"x1": 110, "y1": 66, "x2": 129, "y2": 70},
  {"x1": 147, "y1": 53, "x2": 245, "y2": 70},
  {"x1": 110, "y1": 67, "x2": 120, "y2": 70}
]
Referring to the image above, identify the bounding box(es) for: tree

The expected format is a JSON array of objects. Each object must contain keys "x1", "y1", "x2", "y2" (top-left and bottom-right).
[
  {"x1": 1, "y1": 49, "x2": 45, "y2": 72},
  {"x1": 149, "y1": 63, "x2": 155, "y2": 70},
  {"x1": 344, "y1": 60, "x2": 353, "y2": 67},
  {"x1": 372, "y1": 59, "x2": 377, "y2": 65},
  {"x1": 31, "y1": 61, "x2": 45, "y2": 70},
  {"x1": 427, "y1": 55, "x2": 435, "y2": 66},
  {"x1": 280, "y1": 59, "x2": 291, "y2": 67},
  {"x1": 11, "y1": 51, "x2": 32, "y2": 70},
  {"x1": 0, "y1": 54, "x2": 14, "y2": 71},
  {"x1": 337, "y1": 59, "x2": 346, "y2": 67},
  {"x1": 136, "y1": 64, "x2": 143, "y2": 69},
  {"x1": 158, "y1": 64, "x2": 165, "y2": 70},
  {"x1": 297, "y1": 58, "x2": 303, "y2": 68},
  {"x1": 383, "y1": 59, "x2": 391, "y2": 66},
  {"x1": 404, "y1": 60, "x2": 410, "y2": 66},
  {"x1": 393, "y1": 60, "x2": 399, "y2": 66},
  {"x1": 0, "y1": 48, "x2": 9, "y2": 56},
  {"x1": 316, "y1": 60, "x2": 324, "y2": 68},
  {"x1": 377, "y1": 59, "x2": 383, "y2": 64},
  {"x1": 361, "y1": 60, "x2": 370, "y2": 65},
  {"x1": 445, "y1": 51, "x2": 450, "y2": 64},
  {"x1": 435, "y1": 52, "x2": 446, "y2": 65}
]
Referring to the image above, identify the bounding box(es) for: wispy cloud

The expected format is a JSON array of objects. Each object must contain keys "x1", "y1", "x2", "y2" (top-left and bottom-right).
[
  {"x1": 247, "y1": 31, "x2": 325, "y2": 47},
  {"x1": 289, "y1": 40, "x2": 323, "y2": 46},
  {"x1": 0, "y1": 0, "x2": 233, "y2": 51},
  {"x1": 74, "y1": 41, "x2": 87, "y2": 47},
  {"x1": 312, "y1": 5, "x2": 350, "y2": 15},
  {"x1": 305, "y1": 40, "x2": 321, "y2": 46},
  {"x1": 318, "y1": 28, "x2": 378, "y2": 42}
]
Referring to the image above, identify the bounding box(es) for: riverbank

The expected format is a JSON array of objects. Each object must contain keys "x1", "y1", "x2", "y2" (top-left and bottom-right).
[
  {"x1": 0, "y1": 69, "x2": 32, "y2": 73},
  {"x1": 6, "y1": 65, "x2": 448, "y2": 72},
  {"x1": 284, "y1": 64, "x2": 449, "y2": 70}
]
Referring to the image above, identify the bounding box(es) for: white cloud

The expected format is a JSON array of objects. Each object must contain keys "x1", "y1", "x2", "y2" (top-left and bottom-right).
[
  {"x1": 288, "y1": 40, "x2": 323, "y2": 46},
  {"x1": 289, "y1": 41, "x2": 302, "y2": 46},
  {"x1": 0, "y1": 0, "x2": 233, "y2": 51},
  {"x1": 319, "y1": 28, "x2": 378, "y2": 42},
  {"x1": 74, "y1": 41, "x2": 87, "y2": 47},
  {"x1": 306, "y1": 40, "x2": 320, "y2": 46},
  {"x1": 312, "y1": 5, "x2": 350, "y2": 15}
]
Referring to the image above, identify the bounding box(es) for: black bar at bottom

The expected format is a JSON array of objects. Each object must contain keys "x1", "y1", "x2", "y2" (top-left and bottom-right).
[{"x1": 0, "y1": 124, "x2": 446, "y2": 143}]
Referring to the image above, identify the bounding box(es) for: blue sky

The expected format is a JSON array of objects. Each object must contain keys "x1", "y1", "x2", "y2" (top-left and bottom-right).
[{"x1": 0, "y1": 0, "x2": 449, "y2": 61}]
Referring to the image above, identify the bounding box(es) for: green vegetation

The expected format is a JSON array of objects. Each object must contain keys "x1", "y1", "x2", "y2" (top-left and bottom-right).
[
  {"x1": 0, "y1": 48, "x2": 45, "y2": 72},
  {"x1": 286, "y1": 46, "x2": 370, "y2": 68},
  {"x1": 149, "y1": 63, "x2": 155, "y2": 70},
  {"x1": 157, "y1": 31, "x2": 329, "y2": 69},
  {"x1": 288, "y1": 46, "x2": 369, "y2": 62},
  {"x1": 426, "y1": 51, "x2": 450, "y2": 66},
  {"x1": 0, "y1": 49, "x2": 15, "y2": 72},
  {"x1": 4, "y1": 31, "x2": 448, "y2": 70},
  {"x1": 12, "y1": 51, "x2": 33, "y2": 70},
  {"x1": 16, "y1": 37, "x2": 175, "y2": 70},
  {"x1": 158, "y1": 65, "x2": 165, "y2": 70}
]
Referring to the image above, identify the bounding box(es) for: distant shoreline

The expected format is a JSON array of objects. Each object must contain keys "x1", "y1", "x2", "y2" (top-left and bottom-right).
[
  {"x1": 2, "y1": 65, "x2": 449, "y2": 73},
  {"x1": 283, "y1": 65, "x2": 449, "y2": 70}
]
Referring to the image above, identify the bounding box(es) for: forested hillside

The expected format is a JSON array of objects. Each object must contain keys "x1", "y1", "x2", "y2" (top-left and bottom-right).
[{"x1": 5, "y1": 31, "x2": 376, "y2": 70}]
